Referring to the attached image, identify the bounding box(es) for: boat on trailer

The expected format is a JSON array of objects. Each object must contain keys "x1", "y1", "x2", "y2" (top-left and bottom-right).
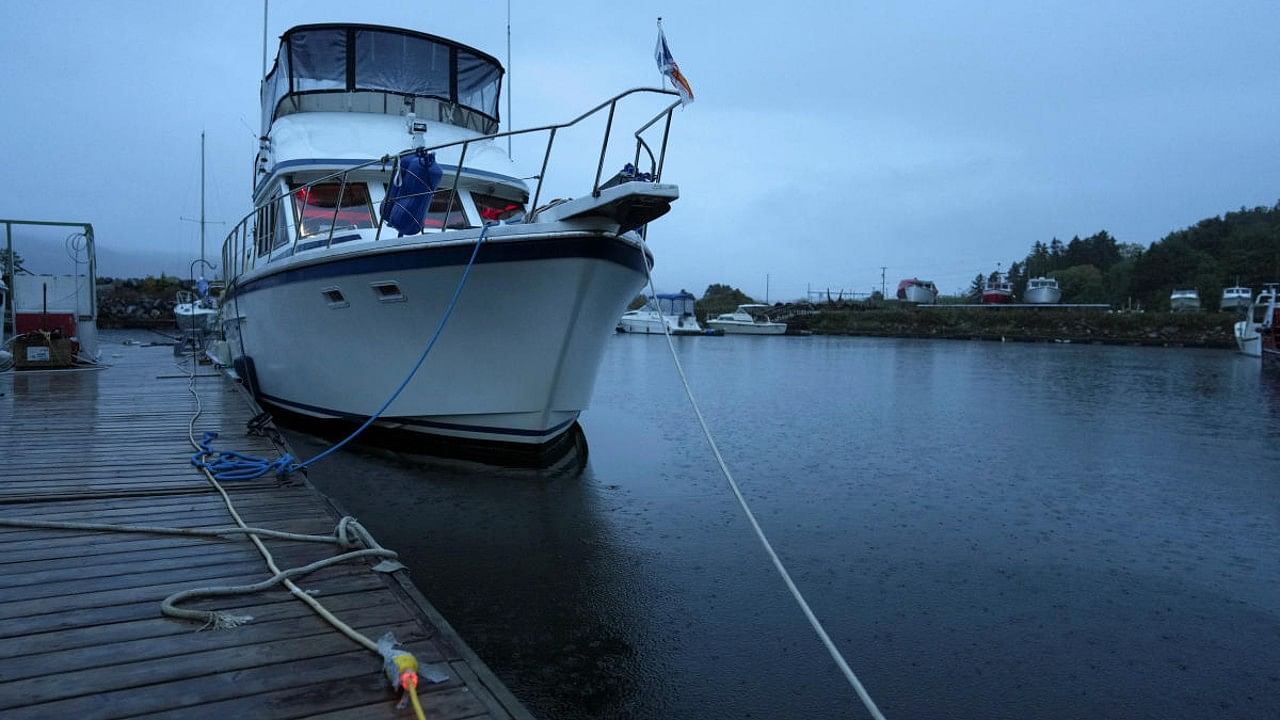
[{"x1": 219, "y1": 24, "x2": 683, "y2": 465}]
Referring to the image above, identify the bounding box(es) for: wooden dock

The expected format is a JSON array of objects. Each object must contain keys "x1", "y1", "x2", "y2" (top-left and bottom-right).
[{"x1": 0, "y1": 342, "x2": 532, "y2": 720}]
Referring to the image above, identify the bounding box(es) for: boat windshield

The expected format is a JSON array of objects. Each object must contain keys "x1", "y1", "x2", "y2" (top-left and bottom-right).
[
  {"x1": 262, "y1": 24, "x2": 504, "y2": 134},
  {"x1": 654, "y1": 294, "x2": 695, "y2": 316}
]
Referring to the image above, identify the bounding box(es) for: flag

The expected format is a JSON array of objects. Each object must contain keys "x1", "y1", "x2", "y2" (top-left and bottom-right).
[{"x1": 655, "y1": 19, "x2": 694, "y2": 105}]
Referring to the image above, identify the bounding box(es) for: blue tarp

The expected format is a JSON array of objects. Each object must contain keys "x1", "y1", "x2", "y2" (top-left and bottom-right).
[{"x1": 381, "y1": 151, "x2": 443, "y2": 236}]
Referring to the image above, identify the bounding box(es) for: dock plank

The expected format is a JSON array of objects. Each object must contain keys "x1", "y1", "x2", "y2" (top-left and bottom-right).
[{"x1": 0, "y1": 346, "x2": 531, "y2": 719}]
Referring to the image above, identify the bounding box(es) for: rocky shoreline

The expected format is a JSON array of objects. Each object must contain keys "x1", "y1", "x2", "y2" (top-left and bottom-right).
[{"x1": 783, "y1": 307, "x2": 1236, "y2": 349}]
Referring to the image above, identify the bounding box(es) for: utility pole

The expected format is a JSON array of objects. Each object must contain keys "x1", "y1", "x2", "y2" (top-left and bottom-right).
[{"x1": 880, "y1": 266, "x2": 886, "y2": 298}]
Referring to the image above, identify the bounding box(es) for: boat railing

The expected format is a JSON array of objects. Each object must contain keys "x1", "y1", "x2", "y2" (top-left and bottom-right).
[{"x1": 221, "y1": 87, "x2": 682, "y2": 286}]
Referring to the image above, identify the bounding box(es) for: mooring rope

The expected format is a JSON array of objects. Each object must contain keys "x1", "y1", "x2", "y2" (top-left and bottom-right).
[
  {"x1": 633, "y1": 236, "x2": 889, "y2": 720},
  {"x1": 192, "y1": 224, "x2": 490, "y2": 481}
]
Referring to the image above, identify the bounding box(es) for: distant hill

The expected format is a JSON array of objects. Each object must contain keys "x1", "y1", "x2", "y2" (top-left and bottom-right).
[{"x1": 1004, "y1": 201, "x2": 1280, "y2": 310}]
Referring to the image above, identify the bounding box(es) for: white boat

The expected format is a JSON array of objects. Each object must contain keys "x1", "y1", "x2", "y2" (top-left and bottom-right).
[
  {"x1": 895, "y1": 278, "x2": 937, "y2": 305},
  {"x1": 618, "y1": 292, "x2": 705, "y2": 335},
  {"x1": 1024, "y1": 276, "x2": 1062, "y2": 304},
  {"x1": 1170, "y1": 288, "x2": 1201, "y2": 313},
  {"x1": 174, "y1": 292, "x2": 219, "y2": 335},
  {"x1": 707, "y1": 304, "x2": 786, "y2": 335},
  {"x1": 1235, "y1": 284, "x2": 1277, "y2": 357},
  {"x1": 1221, "y1": 285, "x2": 1252, "y2": 312},
  {"x1": 219, "y1": 24, "x2": 684, "y2": 460}
]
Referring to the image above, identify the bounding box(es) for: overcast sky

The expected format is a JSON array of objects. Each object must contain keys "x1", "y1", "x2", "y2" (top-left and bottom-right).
[{"x1": 3, "y1": 0, "x2": 1278, "y2": 299}]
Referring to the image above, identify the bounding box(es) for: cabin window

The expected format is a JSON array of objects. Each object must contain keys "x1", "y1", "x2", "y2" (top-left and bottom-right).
[
  {"x1": 380, "y1": 185, "x2": 471, "y2": 230},
  {"x1": 291, "y1": 182, "x2": 376, "y2": 238},
  {"x1": 472, "y1": 192, "x2": 526, "y2": 224}
]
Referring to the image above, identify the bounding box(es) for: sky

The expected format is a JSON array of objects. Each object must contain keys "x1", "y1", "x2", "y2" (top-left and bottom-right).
[{"x1": 2, "y1": 0, "x2": 1278, "y2": 300}]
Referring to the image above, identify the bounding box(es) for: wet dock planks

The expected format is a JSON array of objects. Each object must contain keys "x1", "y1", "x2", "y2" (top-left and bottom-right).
[{"x1": 0, "y1": 343, "x2": 531, "y2": 719}]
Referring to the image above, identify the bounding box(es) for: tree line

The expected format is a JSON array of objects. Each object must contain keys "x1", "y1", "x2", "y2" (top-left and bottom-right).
[{"x1": 970, "y1": 201, "x2": 1280, "y2": 310}]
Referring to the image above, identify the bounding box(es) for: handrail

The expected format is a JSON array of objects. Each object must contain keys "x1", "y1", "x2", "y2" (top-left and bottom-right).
[{"x1": 221, "y1": 87, "x2": 681, "y2": 286}]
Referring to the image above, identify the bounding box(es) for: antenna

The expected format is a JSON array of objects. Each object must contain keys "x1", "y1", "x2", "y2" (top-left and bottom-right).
[
  {"x1": 261, "y1": 0, "x2": 269, "y2": 79},
  {"x1": 506, "y1": 0, "x2": 512, "y2": 159},
  {"x1": 880, "y1": 266, "x2": 886, "y2": 297}
]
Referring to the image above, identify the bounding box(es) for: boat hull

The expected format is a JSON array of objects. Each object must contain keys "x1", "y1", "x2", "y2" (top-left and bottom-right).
[
  {"x1": 224, "y1": 232, "x2": 647, "y2": 449},
  {"x1": 981, "y1": 291, "x2": 1012, "y2": 304},
  {"x1": 706, "y1": 320, "x2": 786, "y2": 335},
  {"x1": 616, "y1": 312, "x2": 704, "y2": 335},
  {"x1": 175, "y1": 305, "x2": 218, "y2": 334},
  {"x1": 902, "y1": 286, "x2": 937, "y2": 304},
  {"x1": 1234, "y1": 320, "x2": 1261, "y2": 357},
  {"x1": 1170, "y1": 297, "x2": 1201, "y2": 313},
  {"x1": 1023, "y1": 287, "x2": 1062, "y2": 304}
]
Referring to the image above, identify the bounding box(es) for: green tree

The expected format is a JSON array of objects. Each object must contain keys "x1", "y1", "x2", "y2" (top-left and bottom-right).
[
  {"x1": 1051, "y1": 264, "x2": 1107, "y2": 304},
  {"x1": 967, "y1": 273, "x2": 985, "y2": 302}
]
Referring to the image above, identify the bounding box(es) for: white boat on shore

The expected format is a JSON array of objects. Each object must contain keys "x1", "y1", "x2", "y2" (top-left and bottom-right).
[
  {"x1": 1221, "y1": 285, "x2": 1252, "y2": 312},
  {"x1": 1170, "y1": 288, "x2": 1201, "y2": 313},
  {"x1": 618, "y1": 292, "x2": 706, "y2": 335},
  {"x1": 219, "y1": 23, "x2": 684, "y2": 462},
  {"x1": 707, "y1": 304, "x2": 786, "y2": 335},
  {"x1": 1235, "y1": 284, "x2": 1277, "y2": 357},
  {"x1": 896, "y1": 278, "x2": 938, "y2": 305},
  {"x1": 1024, "y1": 276, "x2": 1062, "y2": 304}
]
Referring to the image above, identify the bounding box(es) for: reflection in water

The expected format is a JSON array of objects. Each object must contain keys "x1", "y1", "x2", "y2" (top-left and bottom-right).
[
  {"x1": 291, "y1": 432, "x2": 650, "y2": 718},
  {"x1": 290, "y1": 336, "x2": 1280, "y2": 720}
]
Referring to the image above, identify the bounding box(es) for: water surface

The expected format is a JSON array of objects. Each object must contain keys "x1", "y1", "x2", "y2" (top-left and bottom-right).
[{"x1": 292, "y1": 336, "x2": 1280, "y2": 719}]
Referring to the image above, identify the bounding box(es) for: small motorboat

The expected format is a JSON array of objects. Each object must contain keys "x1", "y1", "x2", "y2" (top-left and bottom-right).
[
  {"x1": 618, "y1": 292, "x2": 705, "y2": 335},
  {"x1": 706, "y1": 304, "x2": 786, "y2": 335}
]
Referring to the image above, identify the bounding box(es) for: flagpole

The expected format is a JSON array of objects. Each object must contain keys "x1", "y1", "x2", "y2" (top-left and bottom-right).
[{"x1": 656, "y1": 17, "x2": 668, "y2": 90}]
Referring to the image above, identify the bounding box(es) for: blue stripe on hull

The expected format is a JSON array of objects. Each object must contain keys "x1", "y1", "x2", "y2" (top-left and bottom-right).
[{"x1": 227, "y1": 235, "x2": 650, "y2": 300}]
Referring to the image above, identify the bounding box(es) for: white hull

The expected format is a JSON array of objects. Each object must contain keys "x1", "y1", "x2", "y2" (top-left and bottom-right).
[
  {"x1": 1023, "y1": 286, "x2": 1062, "y2": 304},
  {"x1": 1170, "y1": 297, "x2": 1201, "y2": 313},
  {"x1": 902, "y1": 286, "x2": 937, "y2": 304},
  {"x1": 175, "y1": 304, "x2": 218, "y2": 333},
  {"x1": 225, "y1": 230, "x2": 647, "y2": 445},
  {"x1": 706, "y1": 319, "x2": 786, "y2": 335},
  {"x1": 1234, "y1": 321, "x2": 1261, "y2": 357},
  {"x1": 617, "y1": 311, "x2": 703, "y2": 335}
]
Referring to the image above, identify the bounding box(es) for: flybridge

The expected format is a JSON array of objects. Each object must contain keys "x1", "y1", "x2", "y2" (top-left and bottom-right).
[{"x1": 260, "y1": 24, "x2": 504, "y2": 135}]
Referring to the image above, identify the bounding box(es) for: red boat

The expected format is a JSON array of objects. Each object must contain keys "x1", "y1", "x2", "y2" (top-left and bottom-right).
[{"x1": 982, "y1": 272, "x2": 1013, "y2": 304}]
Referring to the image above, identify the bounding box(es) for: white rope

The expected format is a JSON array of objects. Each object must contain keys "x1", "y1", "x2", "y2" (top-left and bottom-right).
[
  {"x1": 181, "y1": 355, "x2": 387, "y2": 651},
  {"x1": 634, "y1": 235, "x2": 889, "y2": 720}
]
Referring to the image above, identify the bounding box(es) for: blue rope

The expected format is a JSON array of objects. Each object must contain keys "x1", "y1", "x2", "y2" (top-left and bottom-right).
[
  {"x1": 192, "y1": 225, "x2": 490, "y2": 482},
  {"x1": 191, "y1": 431, "x2": 295, "y2": 480}
]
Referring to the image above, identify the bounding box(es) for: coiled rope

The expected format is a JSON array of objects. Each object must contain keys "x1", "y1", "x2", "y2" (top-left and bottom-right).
[{"x1": 633, "y1": 235, "x2": 889, "y2": 720}]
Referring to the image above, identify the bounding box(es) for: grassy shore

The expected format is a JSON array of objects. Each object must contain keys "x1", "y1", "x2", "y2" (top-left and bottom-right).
[{"x1": 789, "y1": 307, "x2": 1236, "y2": 348}]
